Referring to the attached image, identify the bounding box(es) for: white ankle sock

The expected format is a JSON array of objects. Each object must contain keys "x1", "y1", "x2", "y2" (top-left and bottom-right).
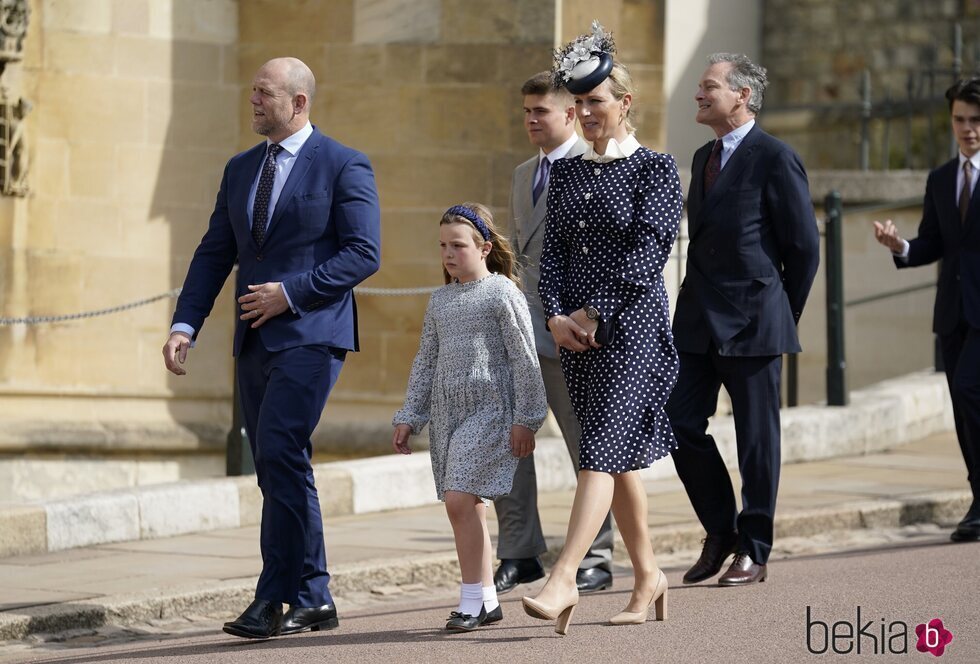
[
  {"x1": 458, "y1": 582, "x2": 483, "y2": 616},
  {"x1": 482, "y1": 585, "x2": 499, "y2": 612}
]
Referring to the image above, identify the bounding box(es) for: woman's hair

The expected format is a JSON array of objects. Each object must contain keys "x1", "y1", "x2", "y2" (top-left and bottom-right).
[
  {"x1": 605, "y1": 61, "x2": 637, "y2": 133},
  {"x1": 440, "y1": 202, "x2": 519, "y2": 287}
]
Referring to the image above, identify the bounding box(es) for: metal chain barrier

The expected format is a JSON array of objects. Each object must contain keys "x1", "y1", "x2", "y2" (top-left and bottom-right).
[{"x1": 0, "y1": 285, "x2": 438, "y2": 326}]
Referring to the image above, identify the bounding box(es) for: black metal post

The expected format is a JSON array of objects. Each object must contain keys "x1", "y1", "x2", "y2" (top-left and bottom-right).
[
  {"x1": 786, "y1": 353, "x2": 798, "y2": 408},
  {"x1": 824, "y1": 191, "x2": 848, "y2": 406},
  {"x1": 226, "y1": 363, "x2": 253, "y2": 476}
]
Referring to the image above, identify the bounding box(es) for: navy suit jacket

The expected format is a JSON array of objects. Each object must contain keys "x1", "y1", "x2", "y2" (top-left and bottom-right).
[
  {"x1": 173, "y1": 127, "x2": 382, "y2": 355},
  {"x1": 673, "y1": 124, "x2": 820, "y2": 356},
  {"x1": 898, "y1": 157, "x2": 980, "y2": 332}
]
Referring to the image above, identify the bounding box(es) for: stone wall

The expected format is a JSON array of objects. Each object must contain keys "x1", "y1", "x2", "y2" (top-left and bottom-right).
[
  {"x1": 761, "y1": 0, "x2": 980, "y2": 169},
  {"x1": 0, "y1": 0, "x2": 239, "y2": 451}
]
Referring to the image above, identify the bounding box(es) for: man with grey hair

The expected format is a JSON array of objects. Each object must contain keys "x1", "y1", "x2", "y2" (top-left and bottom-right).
[{"x1": 666, "y1": 53, "x2": 819, "y2": 586}]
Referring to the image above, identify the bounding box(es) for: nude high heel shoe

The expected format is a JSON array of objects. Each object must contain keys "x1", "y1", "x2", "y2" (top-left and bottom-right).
[
  {"x1": 609, "y1": 569, "x2": 668, "y2": 625},
  {"x1": 522, "y1": 589, "x2": 579, "y2": 635}
]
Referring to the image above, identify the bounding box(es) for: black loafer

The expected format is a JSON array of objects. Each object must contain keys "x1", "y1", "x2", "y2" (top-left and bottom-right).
[
  {"x1": 951, "y1": 512, "x2": 980, "y2": 542},
  {"x1": 483, "y1": 604, "x2": 503, "y2": 625},
  {"x1": 281, "y1": 603, "x2": 339, "y2": 635},
  {"x1": 446, "y1": 606, "x2": 487, "y2": 632},
  {"x1": 494, "y1": 557, "x2": 545, "y2": 594},
  {"x1": 576, "y1": 567, "x2": 613, "y2": 593},
  {"x1": 223, "y1": 599, "x2": 282, "y2": 639}
]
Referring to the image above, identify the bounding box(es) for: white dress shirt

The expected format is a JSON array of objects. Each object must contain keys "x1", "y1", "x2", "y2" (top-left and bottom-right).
[
  {"x1": 717, "y1": 119, "x2": 755, "y2": 169},
  {"x1": 534, "y1": 132, "x2": 581, "y2": 190}
]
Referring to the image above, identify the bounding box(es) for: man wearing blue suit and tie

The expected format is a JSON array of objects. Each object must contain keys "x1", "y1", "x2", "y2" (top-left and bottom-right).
[
  {"x1": 163, "y1": 57, "x2": 381, "y2": 638},
  {"x1": 872, "y1": 78, "x2": 980, "y2": 543},
  {"x1": 667, "y1": 53, "x2": 820, "y2": 586}
]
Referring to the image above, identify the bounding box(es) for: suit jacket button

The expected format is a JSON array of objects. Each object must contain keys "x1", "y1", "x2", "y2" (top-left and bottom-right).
[
  {"x1": 256, "y1": 255, "x2": 263, "y2": 262},
  {"x1": 709, "y1": 248, "x2": 715, "y2": 255}
]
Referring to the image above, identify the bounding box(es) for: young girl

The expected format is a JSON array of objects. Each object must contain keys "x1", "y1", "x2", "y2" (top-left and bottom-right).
[{"x1": 393, "y1": 203, "x2": 548, "y2": 632}]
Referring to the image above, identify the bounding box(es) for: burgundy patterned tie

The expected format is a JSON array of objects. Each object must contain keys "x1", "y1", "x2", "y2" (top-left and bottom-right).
[
  {"x1": 252, "y1": 143, "x2": 283, "y2": 246},
  {"x1": 960, "y1": 159, "x2": 973, "y2": 226},
  {"x1": 703, "y1": 139, "x2": 722, "y2": 193}
]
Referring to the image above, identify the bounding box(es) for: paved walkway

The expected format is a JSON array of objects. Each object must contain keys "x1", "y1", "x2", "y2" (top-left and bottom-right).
[{"x1": 0, "y1": 431, "x2": 972, "y2": 641}]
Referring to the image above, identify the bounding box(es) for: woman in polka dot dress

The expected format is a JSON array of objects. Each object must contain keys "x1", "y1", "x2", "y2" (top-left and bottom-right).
[{"x1": 522, "y1": 42, "x2": 683, "y2": 634}]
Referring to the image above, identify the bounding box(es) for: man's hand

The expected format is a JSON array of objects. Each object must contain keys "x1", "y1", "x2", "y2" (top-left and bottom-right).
[
  {"x1": 510, "y1": 425, "x2": 535, "y2": 458},
  {"x1": 548, "y1": 315, "x2": 592, "y2": 353},
  {"x1": 569, "y1": 308, "x2": 602, "y2": 349},
  {"x1": 392, "y1": 424, "x2": 413, "y2": 455},
  {"x1": 162, "y1": 331, "x2": 192, "y2": 376},
  {"x1": 239, "y1": 282, "x2": 288, "y2": 328},
  {"x1": 872, "y1": 219, "x2": 905, "y2": 254}
]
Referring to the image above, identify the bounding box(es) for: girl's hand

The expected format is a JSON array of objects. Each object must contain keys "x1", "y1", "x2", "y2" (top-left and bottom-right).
[
  {"x1": 548, "y1": 315, "x2": 591, "y2": 352},
  {"x1": 510, "y1": 425, "x2": 535, "y2": 458},
  {"x1": 392, "y1": 424, "x2": 413, "y2": 455}
]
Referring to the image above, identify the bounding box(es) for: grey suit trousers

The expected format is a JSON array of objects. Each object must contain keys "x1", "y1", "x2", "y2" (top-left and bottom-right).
[{"x1": 494, "y1": 354, "x2": 614, "y2": 570}]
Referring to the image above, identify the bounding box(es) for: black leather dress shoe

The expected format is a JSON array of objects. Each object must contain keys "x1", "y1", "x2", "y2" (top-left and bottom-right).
[
  {"x1": 483, "y1": 604, "x2": 503, "y2": 625},
  {"x1": 223, "y1": 599, "x2": 282, "y2": 639},
  {"x1": 494, "y1": 557, "x2": 545, "y2": 594},
  {"x1": 280, "y1": 603, "x2": 339, "y2": 635},
  {"x1": 683, "y1": 532, "x2": 737, "y2": 584},
  {"x1": 446, "y1": 606, "x2": 487, "y2": 632},
  {"x1": 575, "y1": 567, "x2": 612, "y2": 593},
  {"x1": 950, "y1": 514, "x2": 980, "y2": 542}
]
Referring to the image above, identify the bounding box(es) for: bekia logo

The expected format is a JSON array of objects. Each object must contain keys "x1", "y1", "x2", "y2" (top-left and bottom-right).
[{"x1": 806, "y1": 606, "x2": 955, "y2": 657}]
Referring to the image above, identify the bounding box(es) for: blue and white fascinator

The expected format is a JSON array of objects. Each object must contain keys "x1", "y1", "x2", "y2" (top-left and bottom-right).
[{"x1": 553, "y1": 20, "x2": 616, "y2": 94}]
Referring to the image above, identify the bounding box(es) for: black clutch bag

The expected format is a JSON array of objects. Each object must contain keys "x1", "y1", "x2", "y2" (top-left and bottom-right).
[{"x1": 594, "y1": 318, "x2": 616, "y2": 346}]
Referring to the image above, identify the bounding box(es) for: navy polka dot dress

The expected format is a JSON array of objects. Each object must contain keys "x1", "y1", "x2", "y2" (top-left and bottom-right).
[{"x1": 538, "y1": 145, "x2": 683, "y2": 472}]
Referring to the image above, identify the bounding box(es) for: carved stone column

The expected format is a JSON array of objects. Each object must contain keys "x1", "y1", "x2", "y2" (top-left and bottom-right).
[{"x1": 0, "y1": 0, "x2": 30, "y2": 196}]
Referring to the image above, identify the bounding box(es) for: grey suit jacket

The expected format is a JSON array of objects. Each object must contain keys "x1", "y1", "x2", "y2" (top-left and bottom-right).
[{"x1": 510, "y1": 137, "x2": 588, "y2": 358}]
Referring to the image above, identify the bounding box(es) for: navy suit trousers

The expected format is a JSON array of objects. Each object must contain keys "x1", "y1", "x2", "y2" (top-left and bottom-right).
[
  {"x1": 667, "y1": 349, "x2": 782, "y2": 565},
  {"x1": 237, "y1": 330, "x2": 345, "y2": 606},
  {"x1": 942, "y1": 321, "x2": 980, "y2": 506}
]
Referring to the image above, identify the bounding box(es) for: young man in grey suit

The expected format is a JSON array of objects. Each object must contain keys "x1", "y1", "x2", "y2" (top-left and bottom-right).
[{"x1": 492, "y1": 71, "x2": 614, "y2": 595}]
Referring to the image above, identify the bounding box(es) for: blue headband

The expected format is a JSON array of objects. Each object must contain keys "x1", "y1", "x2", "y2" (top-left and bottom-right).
[{"x1": 446, "y1": 205, "x2": 491, "y2": 241}]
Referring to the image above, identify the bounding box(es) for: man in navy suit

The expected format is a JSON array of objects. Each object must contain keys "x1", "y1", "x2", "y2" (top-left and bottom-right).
[
  {"x1": 667, "y1": 53, "x2": 820, "y2": 586},
  {"x1": 163, "y1": 57, "x2": 381, "y2": 638},
  {"x1": 872, "y1": 78, "x2": 980, "y2": 543}
]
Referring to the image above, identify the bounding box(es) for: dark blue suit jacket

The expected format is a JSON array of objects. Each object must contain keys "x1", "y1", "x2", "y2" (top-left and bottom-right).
[
  {"x1": 173, "y1": 128, "x2": 382, "y2": 355},
  {"x1": 899, "y1": 157, "x2": 980, "y2": 332},
  {"x1": 673, "y1": 124, "x2": 820, "y2": 356}
]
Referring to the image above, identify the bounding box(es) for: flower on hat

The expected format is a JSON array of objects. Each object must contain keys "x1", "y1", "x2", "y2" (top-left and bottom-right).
[{"x1": 553, "y1": 20, "x2": 616, "y2": 87}]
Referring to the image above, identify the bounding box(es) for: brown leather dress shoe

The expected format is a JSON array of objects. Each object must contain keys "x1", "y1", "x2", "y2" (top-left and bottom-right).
[
  {"x1": 718, "y1": 552, "x2": 767, "y2": 586},
  {"x1": 683, "y1": 532, "x2": 737, "y2": 584}
]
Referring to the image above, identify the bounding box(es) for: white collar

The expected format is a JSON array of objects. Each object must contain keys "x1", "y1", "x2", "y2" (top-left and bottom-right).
[
  {"x1": 719, "y1": 119, "x2": 755, "y2": 151},
  {"x1": 269, "y1": 121, "x2": 314, "y2": 156},
  {"x1": 959, "y1": 150, "x2": 980, "y2": 171},
  {"x1": 539, "y1": 132, "x2": 580, "y2": 164},
  {"x1": 582, "y1": 134, "x2": 641, "y2": 163}
]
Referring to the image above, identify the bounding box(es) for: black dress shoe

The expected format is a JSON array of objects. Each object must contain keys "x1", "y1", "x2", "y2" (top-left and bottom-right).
[
  {"x1": 950, "y1": 513, "x2": 980, "y2": 542},
  {"x1": 483, "y1": 604, "x2": 503, "y2": 625},
  {"x1": 683, "y1": 532, "x2": 737, "y2": 584},
  {"x1": 575, "y1": 567, "x2": 612, "y2": 593},
  {"x1": 494, "y1": 557, "x2": 545, "y2": 594},
  {"x1": 280, "y1": 603, "x2": 339, "y2": 635},
  {"x1": 446, "y1": 606, "x2": 487, "y2": 632},
  {"x1": 223, "y1": 599, "x2": 282, "y2": 639}
]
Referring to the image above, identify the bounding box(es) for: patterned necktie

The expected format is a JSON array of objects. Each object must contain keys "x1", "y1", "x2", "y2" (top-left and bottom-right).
[
  {"x1": 960, "y1": 159, "x2": 973, "y2": 226},
  {"x1": 703, "y1": 139, "x2": 722, "y2": 193},
  {"x1": 252, "y1": 143, "x2": 283, "y2": 246},
  {"x1": 532, "y1": 157, "x2": 551, "y2": 205}
]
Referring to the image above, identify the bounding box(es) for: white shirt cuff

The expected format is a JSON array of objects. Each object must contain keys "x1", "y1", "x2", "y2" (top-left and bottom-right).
[
  {"x1": 893, "y1": 239, "x2": 910, "y2": 261},
  {"x1": 281, "y1": 283, "x2": 300, "y2": 316}
]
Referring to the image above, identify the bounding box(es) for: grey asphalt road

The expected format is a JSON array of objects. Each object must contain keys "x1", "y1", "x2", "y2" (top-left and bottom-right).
[{"x1": 6, "y1": 538, "x2": 979, "y2": 664}]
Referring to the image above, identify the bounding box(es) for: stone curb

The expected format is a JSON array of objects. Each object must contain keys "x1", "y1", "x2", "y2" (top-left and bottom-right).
[
  {"x1": 0, "y1": 489, "x2": 970, "y2": 642},
  {"x1": 0, "y1": 370, "x2": 953, "y2": 558}
]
